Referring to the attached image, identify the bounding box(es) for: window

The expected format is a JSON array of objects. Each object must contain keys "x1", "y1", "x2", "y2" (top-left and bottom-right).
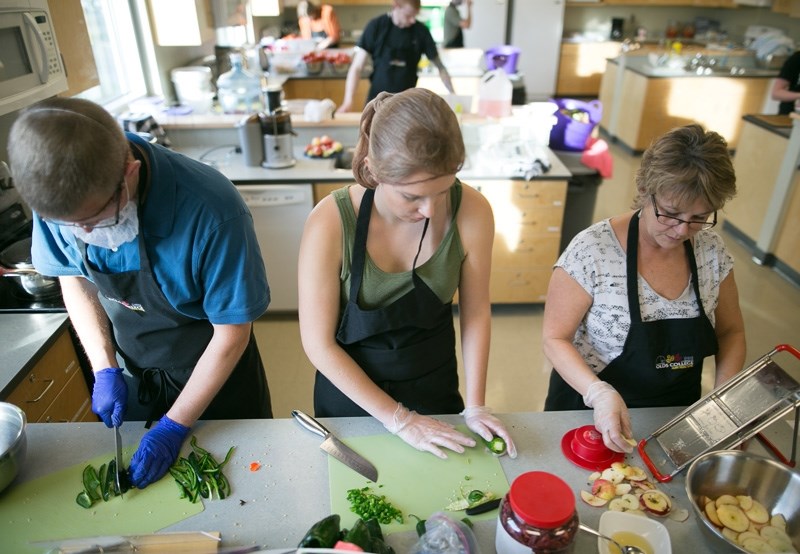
[{"x1": 75, "y1": 0, "x2": 155, "y2": 112}]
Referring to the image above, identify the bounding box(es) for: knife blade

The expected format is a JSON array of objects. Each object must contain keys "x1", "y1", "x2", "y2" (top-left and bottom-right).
[
  {"x1": 291, "y1": 409, "x2": 378, "y2": 482},
  {"x1": 113, "y1": 425, "x2": 124, "y2": 498}
]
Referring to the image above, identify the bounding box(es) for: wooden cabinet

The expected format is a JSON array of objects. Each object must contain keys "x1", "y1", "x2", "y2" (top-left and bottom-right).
[
  {"x1": 471, "y1": 180, "x2": 567, "y2": 303},
  {"x1": 48, "y1": 0, "x2": 99, "y2": 97},
  {"x1": 313, "y1": 182, "x2": 352, "y2": 204},
  {"x1": 557, "y1": 42, "x2": 622, "y2": 97},
  {"x1": 283, "y1": 78, "x2": 370, "y2": 108},
  {"x1": 5, "y1": 327, "x2": 95, "y2": 424}
]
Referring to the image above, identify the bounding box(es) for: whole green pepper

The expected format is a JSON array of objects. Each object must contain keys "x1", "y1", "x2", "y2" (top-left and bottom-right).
[
  {"x1": 298, "y1": 514, "x2": 341, "y2": 548},
  {"x1": 342, "y1": 518, "x2": 371, "y2": 551},
  {"x1": 408, "y1": 514, "x2": 427, "y2": 537}
]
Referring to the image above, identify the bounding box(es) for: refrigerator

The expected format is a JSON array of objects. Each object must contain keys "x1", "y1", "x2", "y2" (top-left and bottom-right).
[{"x1": 462, "y1": 0, "x2": 566, "y2": 102}]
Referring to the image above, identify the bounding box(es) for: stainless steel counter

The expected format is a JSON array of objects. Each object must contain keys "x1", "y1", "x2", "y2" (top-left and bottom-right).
[
  {"x1": 12, "y1": 409, "x2": 796, "y2": 552},
  {"x1": 0, "y1": 313, "x2": 69, "y2": 397}
]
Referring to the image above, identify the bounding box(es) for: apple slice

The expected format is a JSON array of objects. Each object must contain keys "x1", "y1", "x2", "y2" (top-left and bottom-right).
[
  {"x1": 745, "y1": 500, "x2": 770, "y2": 525},
  {"x1": 770, "y1": 513, "x2": 787, "y2": 530},
  {"x1": 717, "y1": 504, "x2": 750, "y2": 533},
  {"x1": 705, "y1": 501, "x2": 722, "y2": 527},
  {"x1": 667, "y1": 507, "x2": 690, "y2": 522},
  {"x1": 740, "y1": 537, "x2": 772, "y2": 553},
  {"x1": 721, "y1": 526, "x2": 739, "y2": 542},
  {"x1": 736, "y1": 495, "x2": 754, "y2": 511},
  {"x1": 640, "y1": 490, "x2": 672, "y2": 517},
  {"x1": 601, "y1": 467, "x2": 625, "y2": 485},
  {"x1": 737, "y1": 530, "x2": 762, "y2": 545},
  {"x1": 586, "y1": 471, "x2": 601, "y2": 485},
  {"x1": 591, "y1": 478, "x2": 616, "y2": 501},
  {"x1": 580, "y1": 489, "x2": 608, "y2": 507},
  {"x1": 715, "y1": 494, "x2": 738, "y2": 507},
  {"x1": 620, "y1": 493, "x2": 639, "y2": 511},
  {"x1": 608, "y1": 498, "x2": 627, "y2": 512},
  {"x1": 614, "y1": 483, "x2": 632, "y2": 496}
]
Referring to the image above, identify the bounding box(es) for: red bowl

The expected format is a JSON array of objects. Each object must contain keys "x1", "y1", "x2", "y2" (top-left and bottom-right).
[{"x1": 561, "y1": 425, "x2": 624, "y2": 471}]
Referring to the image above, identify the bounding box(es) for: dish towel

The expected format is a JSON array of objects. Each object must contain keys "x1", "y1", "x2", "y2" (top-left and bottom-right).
[{"x1": 581, "y1": 137, "x2": 613, "y2": 179}]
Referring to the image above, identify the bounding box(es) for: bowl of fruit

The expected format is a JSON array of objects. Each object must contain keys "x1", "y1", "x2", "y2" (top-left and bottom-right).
[
  {"x1": 305, "y1": 135, "x2": 343, "y2": 159},
  {"x1": 685, "y1": 450, "x2": 799, "y2": 553},
  {"x1": 302, "y1": 52, "x2": 325, "y2": 75},
  {"x1": 326, "y1": 52, "x2": 352, "y2": 75}
]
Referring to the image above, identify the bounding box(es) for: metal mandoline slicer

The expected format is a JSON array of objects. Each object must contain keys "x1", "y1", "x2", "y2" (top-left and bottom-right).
[{"x1": 638, "y1": 344, "x2": 800, "y2": 482}]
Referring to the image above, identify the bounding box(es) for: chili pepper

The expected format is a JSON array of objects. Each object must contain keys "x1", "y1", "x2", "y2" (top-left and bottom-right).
[
  {"x1": 408, "y1": 514, "x2": 426, "y2": 537},
  {"x1": 461, "y1": 517, "x2": 473, "y2": 528},
  {"x1": 481, "y1": 435, "x2": 507, "y2": 456},
  {"x1": 465, "y1": 497, "x2": 501, "y2": 515},
  {"x1": 75, "y1": 490, "x2": 93, "y2": 509},
  {"x1": 298, "y1": 514, "x2": 341, "y2": 548},
  {"x1": 342, "y1": 517, "x2": 371, "y2": 550},
  {"x1": 467, "y1": 489, "x2": 485, "y2": 504},
  {"x1": 249, "y1": 461, "x2": 261, "y2": 472}
]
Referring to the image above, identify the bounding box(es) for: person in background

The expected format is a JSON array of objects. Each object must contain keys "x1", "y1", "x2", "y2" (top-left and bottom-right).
[
  {"x1": 542, "y1": 124, "x2": 746, "y2": 454},
  {"x1": 336, "y1": 0, "x2": 454, "y2": 113},
  {"x1": 771, "y1": 50, "x2": 800, "y2": 114},
  {"x1": 299, "y1": 88, "x2": 516, "y2": 459},
  {"x1": 8, "y1": 98, "x2": 272, "y2": 489},
  {"x1": 443, "y1": 0, "x2": 472, "y2": 48},
  {"x1": 297, "y1": 0, "x2": 340, "y2": 50}
]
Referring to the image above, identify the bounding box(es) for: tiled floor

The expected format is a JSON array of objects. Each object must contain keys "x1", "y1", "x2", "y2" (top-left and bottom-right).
[{"x1": 254, "y1": 140, "x2": 800, "y2": 420}]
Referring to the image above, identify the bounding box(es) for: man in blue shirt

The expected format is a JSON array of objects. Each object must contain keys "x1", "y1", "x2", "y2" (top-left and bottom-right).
[{"x1": 8, "y1": 98, "x2": 272, "y2": 489}]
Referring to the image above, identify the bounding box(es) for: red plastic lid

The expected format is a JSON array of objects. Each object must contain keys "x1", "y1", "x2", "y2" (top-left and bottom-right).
[
  {"x1": 508, "y1": 471, "x2": 575, "y2": 528},
  {"x1": 561, "y1": 426, "x2": 625, "y2": 471}
]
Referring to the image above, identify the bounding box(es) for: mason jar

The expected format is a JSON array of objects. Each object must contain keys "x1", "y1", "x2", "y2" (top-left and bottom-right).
[{"x1": 495, "y1": 471, "x2": 579, "y2": 554}]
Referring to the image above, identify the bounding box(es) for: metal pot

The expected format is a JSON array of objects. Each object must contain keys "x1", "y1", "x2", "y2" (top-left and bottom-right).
[{"x1": 0, "y1": 238, "x2": 60, "y2": 298}]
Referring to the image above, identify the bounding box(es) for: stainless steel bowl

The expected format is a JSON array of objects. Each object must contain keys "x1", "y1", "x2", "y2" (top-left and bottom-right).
[
  {"x1": 685, "y1": 450, "x2": 800, "y2": 553},
  {"x1": 0, "y1": 402, "x2": 26, "y2": 493}
]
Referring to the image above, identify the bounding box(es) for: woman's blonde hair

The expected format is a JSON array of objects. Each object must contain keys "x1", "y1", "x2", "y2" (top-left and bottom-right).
[
  {"x1": 8, "y1": 97, "x2": 129, "y2": 218},
  {"x1": 352, "y1": 88, "x2": 464, "y2": 189},
  {"x1": 633, "y1": 123, "x2": 736, "y2": 211}
]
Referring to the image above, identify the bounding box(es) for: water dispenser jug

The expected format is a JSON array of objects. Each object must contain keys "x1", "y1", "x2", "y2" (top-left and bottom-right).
[{"x1": 217, "y1": 52, "x2": 263, "y2": 114}]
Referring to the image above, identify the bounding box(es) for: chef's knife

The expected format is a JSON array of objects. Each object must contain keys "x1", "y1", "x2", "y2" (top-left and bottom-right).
[
  {"x1": 291, "y1": 409, "x2": 378, "y2": 482},
  {"x1": 113, "y1": 425, "x2": 124, "y2": 498}
]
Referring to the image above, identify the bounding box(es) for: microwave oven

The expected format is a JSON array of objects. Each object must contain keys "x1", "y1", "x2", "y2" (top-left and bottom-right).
[{"x1": 0, "y1": 0, "x2": 67, "y2": 117}]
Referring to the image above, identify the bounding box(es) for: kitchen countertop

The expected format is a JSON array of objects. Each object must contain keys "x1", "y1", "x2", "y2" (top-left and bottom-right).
[
  {"x1": 12, "y1": 408, "x2": 796, "y2": 552},
  {"x1": 743, "y1": 113, "x2": 793, "y2": 139},
  {"x1": 609, "y1": 55, "x2": 779, "y2": 79},
  {"x1": 0, "y1": 313, "x2": 69, "y2": 398}
]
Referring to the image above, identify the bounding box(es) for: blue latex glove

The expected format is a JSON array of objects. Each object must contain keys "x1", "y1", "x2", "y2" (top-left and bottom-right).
[
  {"x1": 129, "y1": 415, "x2": 190, "y2": 489},
  {"x1": 91, "y1": 367, "x2": 127, "y2": 428}
]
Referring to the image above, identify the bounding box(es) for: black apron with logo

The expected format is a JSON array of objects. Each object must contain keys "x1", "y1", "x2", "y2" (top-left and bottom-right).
[
  {"x1": 81, "y1": 170, "x2": 271, "y2": 424},
  {"x1": 367, "y1": 16, "x2": 423, "y2": 103},
  {"x1": 314, "y1": 188, "x2": 464, "y2": 417},
  {"x1": 544, "y1": 211, "x2": 719, "y2": 410}
]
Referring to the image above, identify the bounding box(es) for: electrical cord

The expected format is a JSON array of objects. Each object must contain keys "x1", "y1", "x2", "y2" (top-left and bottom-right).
[{"x1": 198, "y1": 144, "x2": 241, "y2": 167}]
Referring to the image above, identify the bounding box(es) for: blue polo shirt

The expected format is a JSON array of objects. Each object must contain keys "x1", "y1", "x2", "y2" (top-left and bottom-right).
[{"x1": 31, "y1": 133, "x2": 270, "y2": 325}]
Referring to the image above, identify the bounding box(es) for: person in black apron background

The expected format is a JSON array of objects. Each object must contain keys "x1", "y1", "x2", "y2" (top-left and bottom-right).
[
  {"x1": 9, "y1": 98, "x2": 272, "y2": 489},
  {"x1": 443, "y1": 0, "x2": 472, "y2": 49},
  {"x1": 297, "y1": 1, "x2": 340, "y2": 50},
  {"x1": 542, "y1": 124, "x2": 746, "y2": 454},
  {"x1": 336, "y1": 0, "x2": 456, "y2": 114},
  {"x1": 299, "y1": 88, "x2": 516, "y2": 459}
]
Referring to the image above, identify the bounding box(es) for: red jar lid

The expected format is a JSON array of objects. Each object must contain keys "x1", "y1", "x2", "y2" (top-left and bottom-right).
[{"x1": 508, "y1": 471, "x2": 576, "y2": 528}]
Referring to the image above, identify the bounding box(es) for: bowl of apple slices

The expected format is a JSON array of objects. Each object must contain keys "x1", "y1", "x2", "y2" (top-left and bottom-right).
[{"x1": 686, "y1": 450, "x2": 800, "y2": 553}]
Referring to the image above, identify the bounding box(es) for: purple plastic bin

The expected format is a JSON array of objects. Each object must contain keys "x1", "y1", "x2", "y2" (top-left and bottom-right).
[
  {"x1": 548, "y1": 98, "x2": 603, "y2": 152},
  {"x1": 485, "y1": 46, "x2": 520, "y2": 74}
]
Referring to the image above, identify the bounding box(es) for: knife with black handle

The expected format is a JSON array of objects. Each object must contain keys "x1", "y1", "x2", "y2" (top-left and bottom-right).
[{"x1": 291, "y1": 409, "x2": 378, "y2": 482}]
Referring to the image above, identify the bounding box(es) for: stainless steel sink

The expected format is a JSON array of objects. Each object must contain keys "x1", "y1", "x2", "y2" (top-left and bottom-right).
[{"x1": 333, "y1": 149, "x2": 354, "y2": 170}]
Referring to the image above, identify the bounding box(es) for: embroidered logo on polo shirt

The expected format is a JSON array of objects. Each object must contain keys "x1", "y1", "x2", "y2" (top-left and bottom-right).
[
  {"x1": 105, "y1": 296, "x2": 145, "y2": 312},
  {"x1": 655, "y1": 353, "x2": 694, "y2": 371}
]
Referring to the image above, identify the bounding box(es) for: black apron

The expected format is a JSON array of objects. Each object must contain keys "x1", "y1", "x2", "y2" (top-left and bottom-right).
[
  {"x1": 367, "y1": 16, "x2": 423, "y2": 103},
  {"x1": 81, "y1": 159, "x2": 271, "y2": 424},
  {"x1": 314, "y1": 188, "x2": 464, "y2": 417},
  {"x1": 544, "y1": 211, "x2": 719, "y2": 410}
]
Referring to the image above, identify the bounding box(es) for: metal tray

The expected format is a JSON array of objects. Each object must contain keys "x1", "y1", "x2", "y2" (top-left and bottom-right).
[{"x1": 638, "y1": 344, "x2": 800, "y2": 482}]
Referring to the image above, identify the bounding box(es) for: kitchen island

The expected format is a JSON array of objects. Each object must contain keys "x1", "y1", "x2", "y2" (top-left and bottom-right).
[
  {"x1": 598, "y1": 54, "x2": 777, "y2": 152},
  {"x1": 7, "y1": 409, "x2": 796, "y2": 552}
]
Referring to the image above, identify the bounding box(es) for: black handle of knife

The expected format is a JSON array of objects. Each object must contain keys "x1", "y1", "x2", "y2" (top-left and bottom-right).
[
  {"x1": 465, "y1": 497, "x2": 501, "y2": 515},
  {"x1": 291, "y1": 409, "x2": 330, "y2": 438}
]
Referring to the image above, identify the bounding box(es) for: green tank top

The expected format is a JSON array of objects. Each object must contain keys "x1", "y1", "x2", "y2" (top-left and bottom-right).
[{"x1": 333, "y1": 181, "x2": 465, "y2": 309}]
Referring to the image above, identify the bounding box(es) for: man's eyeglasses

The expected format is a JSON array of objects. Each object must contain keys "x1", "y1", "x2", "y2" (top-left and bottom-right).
[
  {"x1": 650, "y1": 195, "x2": 717, "y2": 230},
  {"x1": 44, "y1": 180, "x2": 125, "y2": 230}
]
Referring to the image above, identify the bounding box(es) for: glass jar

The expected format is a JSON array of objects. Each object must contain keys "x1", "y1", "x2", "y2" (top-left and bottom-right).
[
  {"x1": 495, "y1": 471, "x2": 579, "y2": 554},
  {"x1": 216, "y1": 52, "x2": 263, "y2": 114}
]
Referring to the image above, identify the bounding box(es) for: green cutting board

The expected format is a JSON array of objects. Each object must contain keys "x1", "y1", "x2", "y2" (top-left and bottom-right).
[
  {"x1": 0, "y1": 449, "x2": 204, "y2": 554},
  {"x1": 329, "y1": 429, "x2": 509, "y2": 534}
]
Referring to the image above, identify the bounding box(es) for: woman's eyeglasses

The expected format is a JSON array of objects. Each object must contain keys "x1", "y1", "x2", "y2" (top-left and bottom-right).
[
  {"x1": 44, "y1": 180, "x2": 125, "y2": 230},
  {"x1": 651, "y1": 195, "x2": 716, "y2": 230}
]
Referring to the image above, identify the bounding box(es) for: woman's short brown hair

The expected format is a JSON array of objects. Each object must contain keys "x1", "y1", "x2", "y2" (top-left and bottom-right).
[
  {"x1": 633, "y1": 123, "x2": 736, "y2": 211},
  {"x1": 352, "y1": 88, "x2": 464, "y2": 189}
]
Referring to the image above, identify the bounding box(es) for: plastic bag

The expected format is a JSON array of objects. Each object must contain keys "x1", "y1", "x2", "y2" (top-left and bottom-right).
[{"x1": 410, "y1": 513, "x2": 480, "y2": 554}]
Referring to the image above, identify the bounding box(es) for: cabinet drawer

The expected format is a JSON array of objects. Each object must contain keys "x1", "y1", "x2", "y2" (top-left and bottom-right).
[
  {"x1": 493, "y1": 234, "x2": 560, "y2": 269},
  {"x1": 5, "y1": 330, "x2": 81, "y2": 423},
  {"x1": 476, "y1": 180, "x2": 567, "y2": 209},
  {"x1": 489, "y1": 269, "x2": 552, "y2": 303},
  {"x1": 39, "y1": 368, "x2": 94, "y2": 423}
]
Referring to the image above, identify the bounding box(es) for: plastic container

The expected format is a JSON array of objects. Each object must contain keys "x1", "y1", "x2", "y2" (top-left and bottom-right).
[
  {"x1": 548, "y1": 98, "x2": 602, "y2": 152},
  {"x1": 478, "y1": 69, "x2": 512, "y2": 118},
  {"x1": 496, "y1": 471, "x2": 579, "y2": 554},
  {"x1": 171, "y1": 66, "x2": 214, "y2": 114},
  {"x1": 217, "y1": 53, "x2": 263, "y2": 114},
  {"x1": 485, "y1": 45, "x2": 521, "y2": 74}
]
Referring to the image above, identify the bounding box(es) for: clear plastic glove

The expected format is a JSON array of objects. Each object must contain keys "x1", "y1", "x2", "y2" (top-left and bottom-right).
[
  {"x1": 91, "y1": 367, "x2": 127, "y2": 428},
  {"x1": 129, "y1": 415, "x2": 189, "y2": 489},
  {"x1": 583, "y1": 380, "x2": 634, "y2": 453},
  {"x1": 461, "y1": 405, "x2": 517, "y2": 458},
  {"x1": 384, "y1": 403, "x2": 475, "y2": 459}
]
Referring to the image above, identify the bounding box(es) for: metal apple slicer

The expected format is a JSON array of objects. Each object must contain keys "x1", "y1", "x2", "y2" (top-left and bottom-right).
[{"x1": 638, "y1": 344, "x2": 800, "y2": 482}]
